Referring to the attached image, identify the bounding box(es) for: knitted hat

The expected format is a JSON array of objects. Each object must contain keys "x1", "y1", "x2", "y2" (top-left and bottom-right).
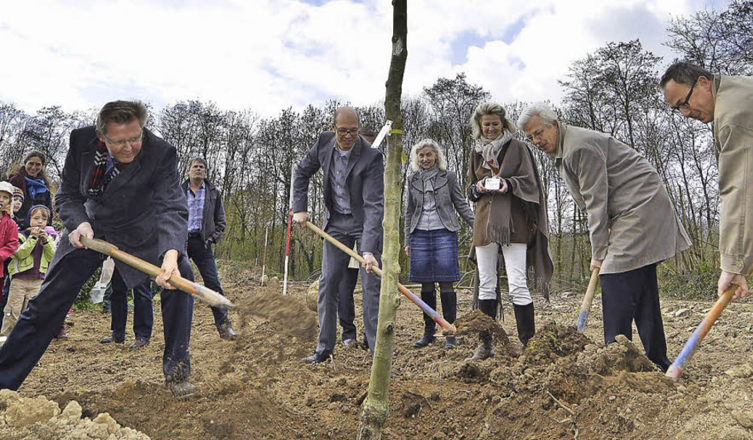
[
  {"x1": 0, "y1": 181, "x2": 15, "y2": 198},
  {"x1": 12, "y1": 186, "x2": 23, "y2": 202}
]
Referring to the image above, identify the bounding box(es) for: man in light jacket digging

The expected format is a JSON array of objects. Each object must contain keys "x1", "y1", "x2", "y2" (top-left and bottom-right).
[
  {"x1": 661, "y1": 62, "x2": 753, "y2": 300},
  {"x1": 519, "y1": 102, "x2": 691, "y2": 371}
]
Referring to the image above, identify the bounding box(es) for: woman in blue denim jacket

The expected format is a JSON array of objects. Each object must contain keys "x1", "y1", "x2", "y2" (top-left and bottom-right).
[{"x1": 404, "y1": 139, "x2": 474, "y2": 349}]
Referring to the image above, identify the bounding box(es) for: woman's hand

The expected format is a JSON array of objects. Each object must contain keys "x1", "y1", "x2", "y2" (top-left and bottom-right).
[
  {"x1": 475, "y1": 180, "x2": 488, "y2": 194},
  {"x1": 404, "y1": 246, "x2": 411, "y2": 257}
]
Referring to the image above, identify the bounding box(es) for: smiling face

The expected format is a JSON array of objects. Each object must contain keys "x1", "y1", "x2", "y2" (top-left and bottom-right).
[
  {"x1": 98, "y1": 119, "x2": 144, "y2": 164},
  {"x1": 480, "y1": 114, "x2": 503, "y2": 140},
  {"x1": 417, "y1": 146, "x2": 437, "y2": 170},
  {"x1": 333, "y1": 109, "x2": 359, "y2": 151},
  {"x1": 662, "y1": 76, "x2": 715, "y2": 123},
  {"x1": 24, "y1": 155, "x2": 44, "y2": 177},
  {"x1": 523, "y1": 116, "x2": 559, "y2": 155}
]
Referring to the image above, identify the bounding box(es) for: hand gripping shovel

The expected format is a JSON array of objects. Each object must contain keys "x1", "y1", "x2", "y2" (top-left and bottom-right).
[
  {"x1": 81, "y1": 236, "x2": 234, "y2": 309},
  {"x1": 305, "y1": 221, "x2": 456, "y2": 335}
]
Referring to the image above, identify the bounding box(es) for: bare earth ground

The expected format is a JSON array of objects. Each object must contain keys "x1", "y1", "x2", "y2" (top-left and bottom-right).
[{"x1": 6, "y1": 260, "x2": 753, "y2": 439}]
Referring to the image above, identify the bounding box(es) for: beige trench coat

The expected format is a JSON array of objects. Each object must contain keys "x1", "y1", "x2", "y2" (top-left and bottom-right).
[
  {"x1": 552, "y1": 124, "x2": 691, "y2": 274},
  {"x1": 713, "y1": 75, "x2": 753, "y2": 276}
]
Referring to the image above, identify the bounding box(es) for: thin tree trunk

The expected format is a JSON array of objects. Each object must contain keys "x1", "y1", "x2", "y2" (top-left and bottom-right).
[{"x1": 358, "y1": 1, "x2": 406, "y2": 439}]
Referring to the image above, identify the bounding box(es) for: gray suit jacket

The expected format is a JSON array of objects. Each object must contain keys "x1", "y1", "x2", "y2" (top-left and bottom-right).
[
  {"x1": 293, "y1": 132, "x2": 384, "y2": 254},
  {"x1": 54, "y1": 126, "x2": 189, "y2": 288}
]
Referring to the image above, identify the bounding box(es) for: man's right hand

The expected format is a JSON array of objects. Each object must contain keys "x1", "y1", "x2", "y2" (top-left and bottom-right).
[
  {"x1": 69, "y1": 222, "x2": 94, "y2": 248},
  {"x1": 292, "y1": 212, "x2": 309, "y2": 227}
]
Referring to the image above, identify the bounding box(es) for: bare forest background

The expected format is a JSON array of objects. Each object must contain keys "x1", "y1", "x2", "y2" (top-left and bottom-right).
[{"x1": 1, "y1": 1, "x2": 751, "y2": 298}]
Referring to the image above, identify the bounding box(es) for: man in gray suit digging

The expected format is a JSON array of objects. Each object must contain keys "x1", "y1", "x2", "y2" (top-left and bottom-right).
[{"x1": 293, "y1": 106, "x2": 384, "y2": 363}]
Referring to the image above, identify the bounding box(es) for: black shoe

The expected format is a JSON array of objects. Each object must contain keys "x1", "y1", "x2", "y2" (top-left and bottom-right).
[
  {"x1": 412, "y1": 333, "x2": 435, "y2": 349},
  {"x1": 99, "y1": 334, "x2": 125, "y2": 344},
  {"x1": 166, "y1": 380, "x2": 198, "y2": 399},
  {"x1": 217, "y1": 319, "x2": 238, "y2": 340},
  {"x1": 129, "y1": 338, "x2": 150, "y2": 349},
  {"x1": 301, "y1": 350, "x2": 333, "y2": 364},
  {"x1": 445, "y1": 336, "x2": 457, "y2": 349}
]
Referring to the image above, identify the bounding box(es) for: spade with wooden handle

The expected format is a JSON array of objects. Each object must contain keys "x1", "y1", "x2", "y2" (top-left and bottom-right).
[
  {"x1": 81, "y1": 236, "x2": 234, "y2": 309},
  {"x1": 577, "y1": 267, "x2": 600, "y2": 332}
]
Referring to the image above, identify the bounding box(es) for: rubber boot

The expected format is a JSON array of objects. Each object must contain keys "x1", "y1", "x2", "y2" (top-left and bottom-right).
[
  {"x1": 440, "y1": 290, "x2": 457, "y2": 348},
  {"x1": 514, "y1": 302, "x2": 536, "y2": 347},
  {"x1": 413, "y1": 290, "x2": 436, "y2": 348},
  {"x1": 466, "y1": 299, "x2": 497, "y2": 361}
]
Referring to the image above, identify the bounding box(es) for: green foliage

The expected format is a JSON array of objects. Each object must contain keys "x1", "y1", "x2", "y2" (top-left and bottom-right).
[{"x1": 74, "y1": 266, "x2": 101, "y2": 311}]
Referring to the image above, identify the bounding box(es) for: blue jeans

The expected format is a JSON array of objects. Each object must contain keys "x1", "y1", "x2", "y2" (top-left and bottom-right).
[{"x1": 187, "y1": 235, "x2": 228, "y2": 326}]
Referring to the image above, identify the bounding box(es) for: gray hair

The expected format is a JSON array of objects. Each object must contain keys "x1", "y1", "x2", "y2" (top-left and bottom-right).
[
  {"x1": 188, "y1": 157, "x2": 208, "y2": 173},
  {"x1": 409, "y1": 138, "x2": 446, "y2": 172},
  {"x1": 470, "y1": 102, "x2": 516, "y2": 140},
  {"x1": 660, "y1": 62, "x2": 714, "y2": 88},
  {"x1": 517, "y1": 102, "x2": 558, "y2": 130},
  {"x1": 96, "y1": 100, "x2": 147, "y2": 135}
]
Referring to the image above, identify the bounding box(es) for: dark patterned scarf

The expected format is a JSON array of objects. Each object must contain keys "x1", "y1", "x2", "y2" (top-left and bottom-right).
[{"x1": 88, "y1": 141, "x2": 123, "y2": 197}]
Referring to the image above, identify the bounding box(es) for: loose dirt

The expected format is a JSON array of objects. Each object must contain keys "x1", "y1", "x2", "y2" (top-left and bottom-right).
[{"x1": 6, "y1": 261, "x2": 753, "y2": 439}]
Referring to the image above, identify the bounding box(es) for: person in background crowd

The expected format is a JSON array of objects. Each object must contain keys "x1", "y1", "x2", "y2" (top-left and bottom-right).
[
  {"x1": 1, "y1": 206, "x2": 55, "y2": 338},
  {"x1": 7, "y1": 151, "x2": 53, "y2": 230},
  {"x1": 404, "y1": 138, "x2": 474, "y2": 349},
  {"x1": 0, "y1": 186, "x2": 24, "y2": 330},
  {"x1": 182, "y1": 157, "x2": 237, "y2": 340},
  {"x1": 0, "y1": 182, "x2": 19, "y2": 344}
]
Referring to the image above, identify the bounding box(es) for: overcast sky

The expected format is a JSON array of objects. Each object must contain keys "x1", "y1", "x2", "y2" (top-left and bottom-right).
[{"x1": 0, "y1": 0, "x2": 726, "y2": 117}]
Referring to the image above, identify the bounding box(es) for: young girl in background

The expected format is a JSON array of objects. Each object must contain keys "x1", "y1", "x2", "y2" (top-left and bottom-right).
[
  {"x1": 0, "y1": 183, "x2": 19, "y2": 341},
  {"x1": 1, "y1": 205, "x2": 54, "y2": 337}
]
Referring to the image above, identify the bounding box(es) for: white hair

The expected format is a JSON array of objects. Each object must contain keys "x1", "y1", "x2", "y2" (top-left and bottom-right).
[
  {"x1": 409, "y1": 138, "x2": 446, "y2": 172},
  {"x1": 517, "y1": 102, "x2": 558, "y2": 130}
]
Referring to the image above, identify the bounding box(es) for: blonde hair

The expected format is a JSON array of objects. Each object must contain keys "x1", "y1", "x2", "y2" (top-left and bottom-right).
[
  {"x1": 470, "y1": 102, "x2": 515, "y2": 140},
  {"x1": 409, "y1": 138, "x2": 446, "y2": 172}
]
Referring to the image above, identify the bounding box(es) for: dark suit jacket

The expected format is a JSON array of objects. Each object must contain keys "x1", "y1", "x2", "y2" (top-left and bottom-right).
[
  {"x1": 293, "y1": 132, "x2": 384, "y2": 254},
  {"x1": 181, "y1": 179, "x2": 226, "y2": 243},
  {"x1": 54, "y1": 126, "x2": 188, "y2": 288}
]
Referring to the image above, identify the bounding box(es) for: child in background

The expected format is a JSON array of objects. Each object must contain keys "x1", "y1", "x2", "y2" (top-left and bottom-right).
[
  {"x1": 0, "y1": 186, "x2": 24, "y2": 329},
  {"x1": 0, "y1": 183, "x2": 19, "y2": 341},
  {"x1": 0, "y1": 205, "x2": 54, "y2": 337},
  {"x1": 11, "y1": 188, "x2": 23, "y2": 227}
]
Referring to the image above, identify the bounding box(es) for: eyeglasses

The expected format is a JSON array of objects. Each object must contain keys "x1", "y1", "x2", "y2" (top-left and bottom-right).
[
  {"x1": 670, "y1": 77, "x2": 698, "y2": 111},
  {"x1": 525, "y1": 128, "x2": 546, "y2": 143},
  {"x1": 335, "y1": 127, "x2": 358, "y2": 136},
  {"x1": 104, "y1": 131, "x2": 143, "y2": 147}
]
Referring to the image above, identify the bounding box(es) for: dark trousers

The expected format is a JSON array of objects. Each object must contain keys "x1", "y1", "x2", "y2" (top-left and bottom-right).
[
  {"x1": 110, "y1": 274, "x2": 153, "y2": 340},
  {"x1": 187, "y1": 235, "x2": 227, "y2": 326},
  {"x1": 0, "y1": 272, "x2": 9, "y2": 329},
  {"x1": 318, "y1": 212, "x2": 381, "y2": 353},
  {"x1": 0, "y1": 248, "x2": 195, "y2": 390},
  {"x1": 600, "y1": 263, "x2": 671, "y2": 370},
  {"x1": 337, "y1": 267, "x2": 358, "y2": 341}
]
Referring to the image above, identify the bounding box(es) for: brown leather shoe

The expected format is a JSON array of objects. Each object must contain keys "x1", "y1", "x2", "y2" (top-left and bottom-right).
[
  {"x1": 166, "y1": 380, "x2": 197, "y2": 399},
  {"x1": 129, "y1": 338, "x2": 150, "y2": 349}
]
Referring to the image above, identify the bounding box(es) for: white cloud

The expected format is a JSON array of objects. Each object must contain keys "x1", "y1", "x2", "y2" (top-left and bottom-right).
[{"x1": 0, "y1": 0, "x2": 727, "y2": 116}]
